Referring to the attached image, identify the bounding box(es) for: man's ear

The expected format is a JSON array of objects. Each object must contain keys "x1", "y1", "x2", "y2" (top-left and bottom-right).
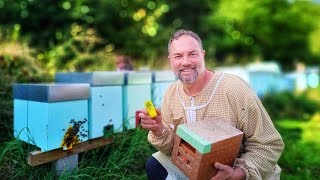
[{"x1": 202, "y1": 50, "x2": 206, "y2": 58}]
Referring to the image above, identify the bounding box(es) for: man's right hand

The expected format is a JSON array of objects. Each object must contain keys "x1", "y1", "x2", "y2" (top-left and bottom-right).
[{"x1": 138, "y1": 108, "x2": 165, "y2": 136}]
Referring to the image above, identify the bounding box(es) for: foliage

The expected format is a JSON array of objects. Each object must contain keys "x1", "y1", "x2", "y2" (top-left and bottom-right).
[
  {"x1": 276, "y1": 116, "x2": 320, "y2": 179},
  {"x1": 0, "y1": 39, "x2": 50, "y2": 142},
  {"x1": 205, "y1": 0, "x2": 320, "y2": 69},
  {"x1": 0, "y1": 0, "x2": 89, "y2": 47},
  {"x1": 41, "y1": 24, "x2": 116, "y2": 75},
  {"x1": 1, "y1": 0, "x2": 320, "y2": 69},
  {"x1": 261, "y1": 91, "x2": 320, "y2": 121}
]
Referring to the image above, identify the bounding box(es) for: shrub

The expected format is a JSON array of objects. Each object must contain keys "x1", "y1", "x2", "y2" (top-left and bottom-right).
[{"x1": 262, "y1": 91, "x2": 320, "y2": 121}]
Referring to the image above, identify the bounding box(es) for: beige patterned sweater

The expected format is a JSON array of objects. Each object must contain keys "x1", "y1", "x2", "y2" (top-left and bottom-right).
[{"x1": 148, "y1": 71, "x2": 285, "y2": 179}]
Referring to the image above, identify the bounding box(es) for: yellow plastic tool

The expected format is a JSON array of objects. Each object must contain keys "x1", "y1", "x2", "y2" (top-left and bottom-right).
[{"x1": 144, "y1": 100, "x2": 157, "y2": 118}]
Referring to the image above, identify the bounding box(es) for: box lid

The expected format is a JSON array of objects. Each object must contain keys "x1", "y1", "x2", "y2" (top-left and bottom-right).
[
  {"x1": 13, "y1": 83, "x2": 90, "y2": 102},
  {"x1": 152, "y1": 70, "x2": 177, "y2": 82},
  {"x1": 13, "y1": 84, "x2": 29, "y2": 100},
  {"x1": 125, "y1": 71, "x2": 152, "y2": 84},
  {"x1": 176, "y1": 118, "x2": 243, "y2": 154},
  {"x1": 55, "y1": 71, "x2": 125, "y2": 86}
]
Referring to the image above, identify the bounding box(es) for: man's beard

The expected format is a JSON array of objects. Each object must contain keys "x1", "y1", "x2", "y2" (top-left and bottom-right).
[{"x1": 177, "y1": 64, "x2": 199, "y2": 84}]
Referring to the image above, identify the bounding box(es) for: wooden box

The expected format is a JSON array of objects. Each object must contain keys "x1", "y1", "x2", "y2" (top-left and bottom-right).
[{"x1": 172, "y1": 118, "x2": 243, "y2": 180}]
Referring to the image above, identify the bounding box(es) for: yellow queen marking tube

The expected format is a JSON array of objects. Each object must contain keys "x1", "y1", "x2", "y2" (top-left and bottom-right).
[{"x1": 144, "y1": 100, "x2": 157, "y2": 118}]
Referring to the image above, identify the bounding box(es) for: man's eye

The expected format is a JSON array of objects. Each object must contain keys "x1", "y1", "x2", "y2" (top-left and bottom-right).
[
  {"x1": 174, "y1": 55, "x2": 181, "y2": 59},
  {"x1": 191, "y1": 53, "x2": 198, "y2": 56}
]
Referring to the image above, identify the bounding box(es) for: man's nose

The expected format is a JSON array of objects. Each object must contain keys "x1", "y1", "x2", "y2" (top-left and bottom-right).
[{"x1": 181, "y1": 55, "x2": 191, "y2": 66}]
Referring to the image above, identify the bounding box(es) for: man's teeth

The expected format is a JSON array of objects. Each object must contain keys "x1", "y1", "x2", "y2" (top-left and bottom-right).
[{"x1": 182, "y1": 68, "x2": 193, "y2": 72}]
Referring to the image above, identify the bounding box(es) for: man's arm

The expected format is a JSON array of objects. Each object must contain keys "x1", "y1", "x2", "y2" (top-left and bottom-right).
[
  {"x1": 139, "y1": 86, "x2": 177, "y2": 155},
  {"x1": 234, "y1": 97, "x2": 284, "y2": 179},
  {"x1": 222, "y1": 75, "x2": 285, "y2": 179}
]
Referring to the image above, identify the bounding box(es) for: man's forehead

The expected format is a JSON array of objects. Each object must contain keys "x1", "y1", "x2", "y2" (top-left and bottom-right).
[{"x1": 170, "y1": 36, "x2": 201, "y2": 52}]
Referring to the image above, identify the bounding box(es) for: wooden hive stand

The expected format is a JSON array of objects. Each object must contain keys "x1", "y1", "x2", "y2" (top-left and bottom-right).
[{"x1": 28, "y1": 137, "x2": 113, "y2": 175}]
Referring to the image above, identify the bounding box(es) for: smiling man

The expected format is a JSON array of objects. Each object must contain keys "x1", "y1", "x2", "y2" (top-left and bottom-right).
[{"x1": 139, "y1": 29, "x2": 284, "y2": 180}]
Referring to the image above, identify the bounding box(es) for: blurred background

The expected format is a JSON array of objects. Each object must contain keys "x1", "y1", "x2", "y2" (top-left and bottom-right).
[{"x1": 0, "y1": 0, "x2": 319, "y2": 179}]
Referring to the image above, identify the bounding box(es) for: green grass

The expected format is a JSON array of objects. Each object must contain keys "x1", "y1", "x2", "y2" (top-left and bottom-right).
[
  {"x1": 0, "y1": 128, "x2": 156, "y2": 179},
  {"x1": 276, "y1": 113, "x2": 320, "y2": 179}
]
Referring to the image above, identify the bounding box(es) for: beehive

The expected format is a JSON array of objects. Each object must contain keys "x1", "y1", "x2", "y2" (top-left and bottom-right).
[
  {"x1": 13, "y1": 83, "x2": 90, "y2": 152},
  {"x1": 152, "y1": 70, "x2": 176, "y2": 108},
  {"x1": 123, "y1": 71, "x2": 152, "y2": 129},
  {"x1": 56, "y1": 71, "x2": 125, "y2": 138},
  {"x1": 172, "y1": 118, "x2": 243, "y2": 180}
]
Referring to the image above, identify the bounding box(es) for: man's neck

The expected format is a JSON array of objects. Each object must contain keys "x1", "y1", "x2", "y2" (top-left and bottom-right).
[{"x1": 182, "y1": 70, "x2": 214, "y2": 96}]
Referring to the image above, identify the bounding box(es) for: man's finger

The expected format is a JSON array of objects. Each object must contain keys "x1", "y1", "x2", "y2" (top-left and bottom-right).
[
  {"x1": 141, "y1": 123, "x2": 158, "y2": 131},
  {"x1": 214, "y1": 162, "x2": 227, "y2": 171},
  {"x1": 141, "y1": 119, "x2": 157, "y2": 125},
  {"x1": 139, "y1": 112, "x2": 151, "y2": 119},
  {"x1": 155, "y1": 108, "x2": 161, "y2": 116}
]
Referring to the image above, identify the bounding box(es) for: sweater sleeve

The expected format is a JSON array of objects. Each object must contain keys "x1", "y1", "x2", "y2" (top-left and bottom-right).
[{"x1": 225, "y1": 75, "x2": 285, "y2": 179}]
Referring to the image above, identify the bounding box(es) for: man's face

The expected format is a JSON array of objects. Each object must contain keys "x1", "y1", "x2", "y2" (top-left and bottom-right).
[{"x1": 168, "y1": 35, "x2": 205, "y2": 84}]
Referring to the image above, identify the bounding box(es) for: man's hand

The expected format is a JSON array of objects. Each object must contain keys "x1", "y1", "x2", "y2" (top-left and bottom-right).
[
  {"x1": 211, "y1": 162, "x2": 246, "y2": 180},
  {"x1": 138, "y1": 108, "x2": 165, "y2": 136}
]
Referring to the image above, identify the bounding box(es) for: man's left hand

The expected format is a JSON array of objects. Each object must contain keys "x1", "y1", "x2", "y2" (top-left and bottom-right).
[{"x1": 210, "y1": 162, "x2": 246, "y2": 180}]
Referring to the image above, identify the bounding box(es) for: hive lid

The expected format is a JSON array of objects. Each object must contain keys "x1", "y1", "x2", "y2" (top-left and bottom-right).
[
  {"x1": 176, "y1": 118, "x2": 243, "y2": 154},
  {"x1": 152, "y1": 70, "x2": 176, "y2": 82},
  {"x1": 13, "y1": 83, "x2": 90, "y2": 102},
  {"x1": 55, "y1": 71, "x2": 125, "y2": 86},
  {"x1": 126, "y1": 71, "x2": 152, "y2": 84}
]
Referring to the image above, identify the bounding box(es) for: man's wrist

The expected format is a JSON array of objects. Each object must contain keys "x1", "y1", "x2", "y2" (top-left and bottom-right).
[
  {"x1": 152, "y1": 127, "x2": 166, "y2": 137},
  {"x1": 230, "y1": 166, "x2": 246, "y2": 180}
]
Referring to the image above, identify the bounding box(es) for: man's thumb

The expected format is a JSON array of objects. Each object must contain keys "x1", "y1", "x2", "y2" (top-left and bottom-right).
[{"x1": 214, "y1": 162, "x2": 226, "y2": 171}]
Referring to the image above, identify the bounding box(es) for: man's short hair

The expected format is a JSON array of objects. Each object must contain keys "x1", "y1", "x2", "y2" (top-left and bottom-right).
[{"x1": 168, "y1": 29, "x2": 203, "y2": 54}]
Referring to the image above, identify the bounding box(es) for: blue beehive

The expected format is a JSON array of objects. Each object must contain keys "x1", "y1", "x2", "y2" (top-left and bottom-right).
[
  {"x1": 13, "y1": 84, "x2": 30, "y2": 144},
  {"x1": 152, "y1": 70, "x2": 176, "y2": 108},
  {"x1": 56, "y1": 71, "x2": 125, "y2": 139},
  {"x1": 276, "y1": 75, "x2": 295, "y2": 92},
  {"x1": 13, "y1": 83, "x2": 90, "y2": 152},
  {"x1": 248, "y1": 71, "x2": 280, "y2": 97},
  {"x1": 306, "y1": 67, "x2": 319, "y2": 88},
  {"x1": 247, "y1": 62, "x2": 281, "y2": 97},
  {"x1": 123, "y1": 71, "x2": 152, "y2": 129}
]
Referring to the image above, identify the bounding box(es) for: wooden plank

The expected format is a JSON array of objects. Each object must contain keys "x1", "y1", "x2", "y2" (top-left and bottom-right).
[{"x1": 28, "y1": 137, "x2": 113, "y2": 167}]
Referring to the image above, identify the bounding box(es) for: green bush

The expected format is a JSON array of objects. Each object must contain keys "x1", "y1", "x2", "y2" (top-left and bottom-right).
[
  {"x1": 261, "y1": 91, "x2": 320, "y2": 121},
  {"x1": 0, "y1": 41, "x2": 50, "y2": 143}
]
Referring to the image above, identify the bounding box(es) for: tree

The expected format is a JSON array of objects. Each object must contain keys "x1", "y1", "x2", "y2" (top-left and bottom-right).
[{"x1": 205, "y1": 0, "x2": 320, "y2": 70}]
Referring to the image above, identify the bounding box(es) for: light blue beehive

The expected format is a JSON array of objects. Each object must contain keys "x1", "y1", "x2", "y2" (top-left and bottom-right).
[
  {"x1": 248, "y1": 71, "x2": 280, "y2": 97},
  {"x1": 152, "y1": 70, "x2": 176, "y2": 108},
  {"x1": 13, "y1": 83, "x2": 90, "y2": 152},
  {"x1": 306, "y1": 67, "x2": 319, "y2": 88},
  {"x1": 56, "y1": 71, "x2": 125, "y2": 139},
  {"x1": 247, "y1": 61, "x2": 283, "y2": 97},
  {"x1": 276, "y1": 74, "x2": 295, "y2": 92},
  {"x1": 123, "y1": 71, "x2": 152, "y2": 129},
  {"x1": 13, "y1": 84, "x2": 30, "y2": 144}
]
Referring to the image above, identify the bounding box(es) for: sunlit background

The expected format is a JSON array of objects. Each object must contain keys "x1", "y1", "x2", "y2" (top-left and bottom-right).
[{"x1": 0, "y1": 0, "x2": 319, "y2": 179}]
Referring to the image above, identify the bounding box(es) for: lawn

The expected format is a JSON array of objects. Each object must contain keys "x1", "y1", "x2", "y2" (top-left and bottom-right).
[{"x1": 276, "y1": 113, "x2": 320, "y2": 179}]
